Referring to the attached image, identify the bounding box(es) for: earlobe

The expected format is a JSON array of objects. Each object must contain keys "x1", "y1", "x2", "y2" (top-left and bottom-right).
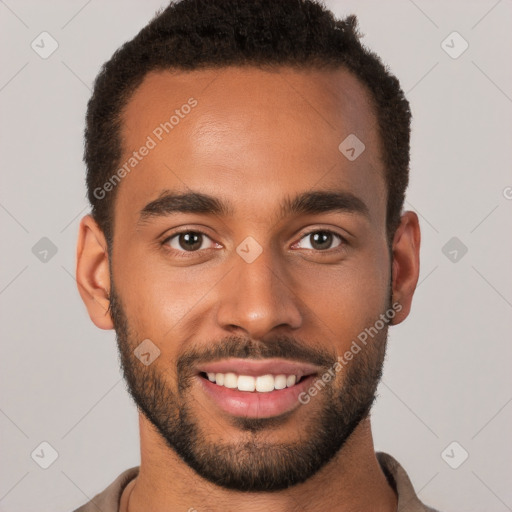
[
  {"x1": 389, "y1": 211, "x2": 421, "y2": 326},
  {"x1": 76, "y1": 215, "x2": 114, "y2": 330}
]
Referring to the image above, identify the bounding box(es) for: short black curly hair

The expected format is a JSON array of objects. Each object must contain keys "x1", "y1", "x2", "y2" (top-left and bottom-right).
[{"x1": 85, "y1": 0, "x2": 411, "y2": 247}]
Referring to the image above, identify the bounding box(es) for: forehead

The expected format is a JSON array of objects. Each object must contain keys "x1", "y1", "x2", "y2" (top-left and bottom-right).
[{"x1": 115, "y1": 66, "x2": 385, "y2": 228}]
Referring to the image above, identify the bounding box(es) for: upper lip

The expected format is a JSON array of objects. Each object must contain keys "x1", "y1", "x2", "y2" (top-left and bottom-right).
[{"x1": 196, "y1": 358, "x2": 321, "y2": 381}]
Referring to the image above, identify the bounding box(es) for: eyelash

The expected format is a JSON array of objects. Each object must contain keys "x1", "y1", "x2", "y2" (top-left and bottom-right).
[{"x1": 161, "y1": 229, "x2": 347, "y2": 259}]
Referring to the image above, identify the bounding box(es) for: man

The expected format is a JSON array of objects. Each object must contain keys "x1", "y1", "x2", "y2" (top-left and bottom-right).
[{"x1": 74, "y1": 0, "x2": 440, "y2": 510}]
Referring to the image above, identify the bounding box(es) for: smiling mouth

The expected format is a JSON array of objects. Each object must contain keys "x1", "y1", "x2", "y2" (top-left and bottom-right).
[
  {"x1": 199, "y1": 372, "x2": 311, "y2": 392},
  {"x1": 195, "y1": 358, "x2": 322, "y2": 418}
]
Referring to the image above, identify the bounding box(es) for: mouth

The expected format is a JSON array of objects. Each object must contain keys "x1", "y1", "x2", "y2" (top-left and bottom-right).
[
  {"x1": 199, "y1": 371, "x2": 308, "y2": 392},
  {"x1": 195, "y1": 358, "x2": 320, "y2": 419}
]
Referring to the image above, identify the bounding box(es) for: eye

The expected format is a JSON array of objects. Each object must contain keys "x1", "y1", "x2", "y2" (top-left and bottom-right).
[
  {"x1": 293, "y1": 230, "x2": 344, "y2": 251},
  {"x1": 163, "y1": 231, "x2": 217, "y2": 253}
]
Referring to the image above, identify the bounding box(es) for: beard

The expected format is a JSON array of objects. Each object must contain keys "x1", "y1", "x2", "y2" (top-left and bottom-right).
[{"x1": 109, "y1": 280, "x2": 391, "y2": 492}]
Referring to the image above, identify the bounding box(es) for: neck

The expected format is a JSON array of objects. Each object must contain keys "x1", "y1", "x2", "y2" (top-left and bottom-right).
[{"x1": 122, "y1": 414, "x2": 397, "y2": 512}]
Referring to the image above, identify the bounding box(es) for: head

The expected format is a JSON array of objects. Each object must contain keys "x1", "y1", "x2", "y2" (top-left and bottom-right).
[{"x1": 77, "y1": 0, "x2": 420, "y2": 493}]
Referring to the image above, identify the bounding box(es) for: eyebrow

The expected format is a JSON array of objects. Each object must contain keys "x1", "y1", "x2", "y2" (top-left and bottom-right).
[{"x1": 138, "y1": 189, "x2": 370, "y2": 223}]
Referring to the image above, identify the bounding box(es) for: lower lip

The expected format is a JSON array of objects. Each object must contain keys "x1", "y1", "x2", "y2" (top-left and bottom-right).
[{"x1": 197, "y1": 374, "x2": 316, "y2": 419}]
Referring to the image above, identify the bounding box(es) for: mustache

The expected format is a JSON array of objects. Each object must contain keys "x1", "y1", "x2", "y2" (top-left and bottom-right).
[{"x1": 176, "y1": 335, "x2": 336, "y2": 380}]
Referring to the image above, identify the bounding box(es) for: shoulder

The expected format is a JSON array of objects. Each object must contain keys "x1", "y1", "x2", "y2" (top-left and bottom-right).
[
  {"x1": 376, "y1": 452, "x2": 442, "y2": 512},
  {"x1": 72, "y1": 466, "x2": 140, "y2": 512}
]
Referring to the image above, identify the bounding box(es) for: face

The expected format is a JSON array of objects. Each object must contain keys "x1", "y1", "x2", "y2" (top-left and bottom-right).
[{"x1": 81, "y1": 66, "x2": 414, "y2": 491}]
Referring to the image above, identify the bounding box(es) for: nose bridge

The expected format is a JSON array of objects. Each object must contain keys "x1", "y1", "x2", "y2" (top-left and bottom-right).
[{"x1": 215, "y1": 239, "x2": 302, "y2": 337}]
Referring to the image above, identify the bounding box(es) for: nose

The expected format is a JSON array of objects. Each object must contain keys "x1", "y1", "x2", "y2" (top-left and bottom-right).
[{"x1": 215, "y1": 245, "x2": 303, "y2": 339}]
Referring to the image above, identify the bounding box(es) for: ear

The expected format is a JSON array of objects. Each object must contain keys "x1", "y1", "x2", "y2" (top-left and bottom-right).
[
  {"x1": 76, "y1": 215, "x2": 114, "y2": 330},
  {"x1": 390, "y1": 211, "x2": 421, "y2": 325}
]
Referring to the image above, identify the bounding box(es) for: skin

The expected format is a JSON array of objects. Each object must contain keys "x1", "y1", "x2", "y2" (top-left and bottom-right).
[{"x1": 76, "y1": 66, "x2": 420, "y2": 511}]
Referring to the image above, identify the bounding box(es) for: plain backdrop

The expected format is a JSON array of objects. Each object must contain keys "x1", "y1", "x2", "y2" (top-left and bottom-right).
[{"x1": 1, "y1": 1, "x2": 511, "y2": 511}]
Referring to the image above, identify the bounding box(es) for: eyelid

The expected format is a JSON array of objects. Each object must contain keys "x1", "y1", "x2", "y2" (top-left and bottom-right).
[
  {"x1": 162, "y1": 229, "x2": 219, "y2": 254},
  {"x1": 292, "y1": 228, "x2": 347, "y2": 251},
  {"x1": 161, "y1": 227, "x2": 348, "y2": 259}
]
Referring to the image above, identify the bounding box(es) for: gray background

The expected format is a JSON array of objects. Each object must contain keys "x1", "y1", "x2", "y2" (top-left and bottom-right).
[{"x1": 1, "y1": 0, "x2": 511, "y2": 510}]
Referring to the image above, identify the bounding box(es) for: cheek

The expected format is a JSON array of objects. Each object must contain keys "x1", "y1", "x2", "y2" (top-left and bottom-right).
[
  {"x1": 112, "y1": 231, "x2": 390, "y2": 350},
  {"x1": 298, "y1": 251, "x2": 390, "y2": 344},
  {"x1": 114, "y1": 251, "x2": 223, "y2": 346}
]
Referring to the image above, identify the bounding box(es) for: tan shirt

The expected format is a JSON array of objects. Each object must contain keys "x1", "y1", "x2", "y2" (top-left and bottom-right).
[{"x1": 72, "y1": 451, "x2": 441, "y2": 511}]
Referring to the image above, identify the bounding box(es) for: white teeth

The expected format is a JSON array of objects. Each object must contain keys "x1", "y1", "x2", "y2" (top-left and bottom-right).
[
  {"x1": 205, "y1": 372, "x2": 300, "y2": 392},
  {"x1": 223, "y1": 372, "x2": 238, "y2": 389},
  {"x1": 256, "y1": 374, "x2": 275, "y2": 392},
  {"x1": 274, "y1": 374, "x2": 287, "y2": 390},
  {"x1": 237, "y1": 375, "x2": 256, "y2": 392}
]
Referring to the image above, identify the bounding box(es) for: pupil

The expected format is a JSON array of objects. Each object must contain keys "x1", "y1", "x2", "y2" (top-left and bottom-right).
[
  {"x1": 312, "y1": 232, "x2": 331, "y2": 250},
  {"x1": 180, "y1": 232, "x2": 202, "y2": 251}
]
